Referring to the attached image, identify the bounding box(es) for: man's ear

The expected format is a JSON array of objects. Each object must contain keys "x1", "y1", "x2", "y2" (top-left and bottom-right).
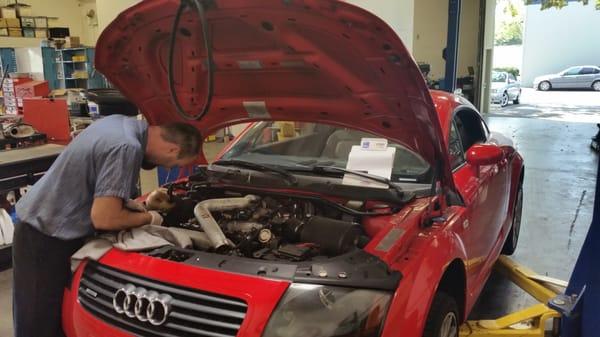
[{"x1": 168, "y1": 143, "x2": 182, "y2": 157}]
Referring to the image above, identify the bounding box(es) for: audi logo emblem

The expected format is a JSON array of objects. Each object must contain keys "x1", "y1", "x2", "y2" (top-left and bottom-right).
[{"x1": 112, "y1": 284, "x2": 173, "y2": 326}]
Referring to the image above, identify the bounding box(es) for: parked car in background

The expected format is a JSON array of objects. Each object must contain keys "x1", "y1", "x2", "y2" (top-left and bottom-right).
[
  {"x1": 490, "y1": 71, "x2": 522, "y2": 107},
  {"x1": 533, "y1": 66, "x2": 600, "y2": 91}
]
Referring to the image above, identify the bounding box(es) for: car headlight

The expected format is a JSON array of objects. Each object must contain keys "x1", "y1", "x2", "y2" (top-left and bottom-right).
[{"x1": 262, "y1": 284, "x2": 392, "y2": 337}]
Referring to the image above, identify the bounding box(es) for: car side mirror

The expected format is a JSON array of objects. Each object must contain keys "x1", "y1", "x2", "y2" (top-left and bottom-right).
[{"x1": 466, "y1": 144, "x2": 504, "y2": 167}]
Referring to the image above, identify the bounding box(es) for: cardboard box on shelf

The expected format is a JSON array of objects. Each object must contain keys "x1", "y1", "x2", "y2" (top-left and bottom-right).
[
  {"x1": 34, "y1": 17, "x2": 47, "y2": 27},
  {"x1": 34, "y1": 28, "x2": 46, "y2": 38},
  {"x1": 22, "y1": 27, "x2": 34, "y2": 38},
  {"x1": 72, "y1": 55, "x2": 87, "y2": 62},
  {"x1": 16, "y1": 6, "x2": 32, "y2": 17},
  {"x1": 0, "y1": 28, "x2": 7, "y2": 36},
  {"x1": 0, "y1": 7, "x2": 17, "y2": 19},
  {"x1": 65, "y1": 36, "x2": 81, "y2": 48},
  {"x1": 0, "y1": 18, "x2": 7, "y2": 28},
  {"x1": 20, "y1": 16, "x2": 34, "y2": 27},
  {"x1": 8, "y1": 28, "x2": 21, "y2": 37},
  {"x1": 5, "y1": 18, "x2": 20, "y2": 28},
  {"x1": 71, "y1": 70, "x2": 88, "y2": 79},
  {"x1": 15, "y1": 81, "x2": 50, "y2": 98}
]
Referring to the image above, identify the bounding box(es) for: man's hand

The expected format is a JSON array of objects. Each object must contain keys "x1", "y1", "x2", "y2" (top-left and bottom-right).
[
  {"x1": 125, "y1": 199, "x2": 146, "y2": 212},
  {"x1": 91, "y1": 197, "x2": 156, "y2": 231},
  {"x1": 146, "y1": 188, "x2": 175, "y2": 211},
  {"x1": 148, "y1": 211, "x2": 164, "y2": 226}
]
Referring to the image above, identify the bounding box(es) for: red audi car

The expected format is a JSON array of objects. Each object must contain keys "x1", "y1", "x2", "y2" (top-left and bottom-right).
[{"x1": 62, "y1": 1, "x2": 524, "y2": 337}]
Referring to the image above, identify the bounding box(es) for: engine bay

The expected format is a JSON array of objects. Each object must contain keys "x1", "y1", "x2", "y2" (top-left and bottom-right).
[{"x1": 153, "y1": 182, "x2": 373, "y2": 263}]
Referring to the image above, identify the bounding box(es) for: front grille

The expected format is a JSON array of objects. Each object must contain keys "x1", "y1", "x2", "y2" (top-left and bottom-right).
[{"x1": 78, "y1": 261, "x2": 248, "y2": 337}]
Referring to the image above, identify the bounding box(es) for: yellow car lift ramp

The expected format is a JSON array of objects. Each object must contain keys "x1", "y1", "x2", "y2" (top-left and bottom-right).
[{"x1": 460, "y1": 256, "x2": 563, "y2": 337}]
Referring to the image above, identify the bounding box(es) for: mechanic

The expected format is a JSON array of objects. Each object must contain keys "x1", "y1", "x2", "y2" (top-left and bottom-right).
[{"x1": 12, "y1": 114, "x2": 202, "y2": 337}]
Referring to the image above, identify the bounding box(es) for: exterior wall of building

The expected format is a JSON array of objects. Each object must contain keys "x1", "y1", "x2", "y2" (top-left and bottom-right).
[{"x1": 522, "y1": 2, "x2": 600, "y2": 86}]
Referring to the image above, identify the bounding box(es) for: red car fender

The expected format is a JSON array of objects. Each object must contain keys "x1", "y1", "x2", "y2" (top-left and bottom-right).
[
  {"x1": 381, "y1": 223, "x2": 468, "y2": 337},
  {"x1": 507, "y1": 151, "x2": 524, "y2": 214}
]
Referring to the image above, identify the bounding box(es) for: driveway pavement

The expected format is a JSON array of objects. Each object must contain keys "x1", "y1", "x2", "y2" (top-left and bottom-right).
[{"x1": 488, "y1": 88, "x2": 600, "y2": 123}]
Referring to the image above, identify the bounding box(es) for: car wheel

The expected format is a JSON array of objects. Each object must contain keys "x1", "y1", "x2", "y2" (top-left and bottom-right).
[
  {"x1": 513, "y1": 92, "x2": 521, "y2": 104},
  {"x1": 423, "y1": 292, "x2": 459, "y2": 337},
  {"x1": 500, "y1": 92, "x2": 510, "y2": 107},
  {"x1": 592, "y1": 81, "x2": 600, "y2": 91},
  {"x1": 502, "y1": 183, "x2": 523, "y2": 255},
  {"x1": 538, "y1": 81, "x2": 551, "y2": 91}
]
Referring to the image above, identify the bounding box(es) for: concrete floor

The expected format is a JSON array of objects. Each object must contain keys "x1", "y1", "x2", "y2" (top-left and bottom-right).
[{"x1": 0, "y1": 104, "x2": 598, "y2": 335}]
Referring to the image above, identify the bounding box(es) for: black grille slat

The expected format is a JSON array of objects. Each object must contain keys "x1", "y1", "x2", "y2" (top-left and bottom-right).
[
  {"x1": 95, "y1": 264, "x2": 247, "y2": 309},
  {"x1": 79, "y1": 296, "x2": 177, "y2": 337},
  {"x1": 164, "y1": 322, "x2": 236, "y2": 337},
  {"x1": 171, "y1": 300, "x2": 246, "y2": 320},
  {"x1": 169, "y1": 312, "x2": 241, "y2": 331},
  {"x1": 78, "y1": 261, "x2": 247, "y2": 337},
  {"x1": 80, "y1": 278, "x2": 114, "y2": 298}
]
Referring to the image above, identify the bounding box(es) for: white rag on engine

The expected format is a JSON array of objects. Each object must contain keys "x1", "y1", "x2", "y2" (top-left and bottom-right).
[
  {"x1": 70, "y1": 225, "x2": 207, "y2": 271},
  {"x1": 0, "y1": 209, "x2": 14, "y2": 245}
]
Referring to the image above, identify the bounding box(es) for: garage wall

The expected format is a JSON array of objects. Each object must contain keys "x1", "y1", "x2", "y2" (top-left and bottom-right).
[
  {"x1": 94, "y1": 1, "x2": 418, "y2": 51},
  {"x1": 458, "y1": 0, "x2": 480, "y2": 77},
  {"x1": 79, "y1": 1, "x2": 100, "y2": 47},
  {"x1": 412, "y1": 0, "x2": 449, "y2": 80},
  {"x1": 521, "y1": 3, "x2": 600, "y2": 87},
  {"x1": 344, "y1": 0, "x2": 415, "y2": 52},
  {"x1": 95, "y1": 0, "x2": 141, "y2": 33},
  {"x1": 0, "y1": 0, "x2": 88, "y2": 48}
]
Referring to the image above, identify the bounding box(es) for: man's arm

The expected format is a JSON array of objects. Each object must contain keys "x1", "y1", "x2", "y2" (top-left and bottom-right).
[{"x1": 91, "y1": 196, "x2": 153, "y2": 231}]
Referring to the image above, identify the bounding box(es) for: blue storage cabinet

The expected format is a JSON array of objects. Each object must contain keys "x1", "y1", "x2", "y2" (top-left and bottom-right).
[
  {"x1": 41, "y1": 47, "x2": 59, "y2": 90},
  {"x1": 40, "y1": 47, "x2": 108, "y2": 90},
  {"x1": 0, "y1": 48, "x2": 17, "y2": 74}
]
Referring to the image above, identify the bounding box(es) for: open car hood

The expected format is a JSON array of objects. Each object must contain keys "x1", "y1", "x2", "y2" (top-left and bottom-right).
[{"x1": 96, "y1": 0, "x2": 455, "y2": 189}]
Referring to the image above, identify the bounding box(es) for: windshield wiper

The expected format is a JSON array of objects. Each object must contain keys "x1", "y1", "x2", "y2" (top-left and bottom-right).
[
  {"x1": 211, "y1": 159, "x2": 298, "y2": 186},
  {"x1": 289, "y1": 165, "x2": 404, "y2": 197}
]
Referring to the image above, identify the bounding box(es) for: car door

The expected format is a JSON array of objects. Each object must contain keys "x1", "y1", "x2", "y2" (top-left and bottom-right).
[
  {"x1": 577, "y1": 67, "x2": 597, "y2": 89},
  {"x1": 450, "y1": 109, "x2": 511, "y2": 286},
  {"x1": 554, "y1": 67, "x2": 582, "y2": 88},
  {"x1": 507, "y1": 74, "x2": 519, "y2": 99}
]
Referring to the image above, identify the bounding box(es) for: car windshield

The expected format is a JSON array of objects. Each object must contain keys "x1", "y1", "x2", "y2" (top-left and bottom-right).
[
  {"x1": 216, "y1": 121, "x2": 432, "y2": 183},
  {"x1": 492, "y1": 72, "x2": 507, "y2": 82}
]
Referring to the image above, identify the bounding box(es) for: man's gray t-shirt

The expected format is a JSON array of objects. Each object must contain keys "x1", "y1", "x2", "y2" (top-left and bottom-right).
[{"x1": 16, "y1": 115, "x2": 148, "y2": 240}]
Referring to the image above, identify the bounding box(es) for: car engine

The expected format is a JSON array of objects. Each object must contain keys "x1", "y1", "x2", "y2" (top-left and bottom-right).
[{"x1": 156, "y1": 183, "x2": 368, "y2": 262}]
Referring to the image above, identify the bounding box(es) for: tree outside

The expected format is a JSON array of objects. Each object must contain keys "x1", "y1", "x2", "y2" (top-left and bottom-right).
[
  {"x1": 495, "y1": 0, "x2": 524, "y2": 46},
  {"x1": 524, "y1": 0, "x2": 600, "y2": 10}
]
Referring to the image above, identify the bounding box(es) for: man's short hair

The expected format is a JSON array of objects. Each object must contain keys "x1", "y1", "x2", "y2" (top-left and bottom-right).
[{"x1": 159, "y1": 123, "x2": 202, "y2": 158}]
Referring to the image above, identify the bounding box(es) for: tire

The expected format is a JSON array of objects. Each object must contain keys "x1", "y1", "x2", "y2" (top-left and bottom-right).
[
  {"x1": 513, "y1": 91, "x2": 521, "y2": 104},
  {"x1": 502, "y1": 183, "x2": 523, "y2": 255},
  {"x1": 538, "y1": 81, "x2": 551, "y2": 91},
  {"x1": 500, "y1": 92, "x2": 510, "y2": 107},
  {"x1": 423, "y1": 292, "x2": 459, "y2": 337},
  {"x1": 592, "y1": 81, "x2": 600, "y2": 92}
]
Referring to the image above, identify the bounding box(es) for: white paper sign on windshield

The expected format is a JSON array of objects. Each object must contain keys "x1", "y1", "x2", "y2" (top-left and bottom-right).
[{"x1": 342, "y1": 144, "x2": 396, "y2": 189}]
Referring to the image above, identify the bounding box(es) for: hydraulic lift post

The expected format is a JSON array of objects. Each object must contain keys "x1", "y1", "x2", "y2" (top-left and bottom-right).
[
  {"x1": 548, "y1": 153, "x2": 600, "y2": 337},
  {"x1": 442, "y1": 0, "x2": 461, "y2": 93}
]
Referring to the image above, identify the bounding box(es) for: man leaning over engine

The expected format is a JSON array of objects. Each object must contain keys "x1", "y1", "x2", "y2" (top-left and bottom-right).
[{"x1": 12, "y1": 114, "x2": 202, "y2": 337}]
